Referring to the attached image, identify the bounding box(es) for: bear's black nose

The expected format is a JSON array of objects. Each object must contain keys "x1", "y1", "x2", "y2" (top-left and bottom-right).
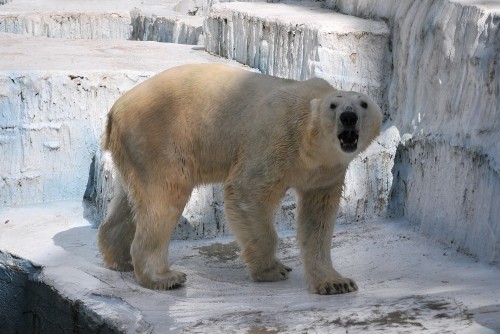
[{"x1": 340, "y1": 111, "x2": 358, "y2": 127}]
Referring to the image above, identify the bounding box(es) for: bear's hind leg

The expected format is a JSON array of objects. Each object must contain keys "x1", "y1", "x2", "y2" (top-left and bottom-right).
[
  {"x1": 98, "y1": 178, "x2": 135, "y2": 271},
  {"x1": 129, "y1": 181, "x2": 191, "y2": 290},
  {"x1": 224, "y1": 180, "x2": 291, "y2": 282}
]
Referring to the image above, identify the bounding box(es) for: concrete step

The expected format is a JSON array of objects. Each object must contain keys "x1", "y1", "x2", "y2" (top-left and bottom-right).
[
  {"x1": 205, "y1": 1, "x2": 391, "y2": 108},
  {"x1": 0, "y1": 33, "x2": 240, "y2": 210},
  {"x1": 130, "y1": 7, "x2": 203, "y2": 45},
  {"x1": 0, "y1": 0, "x2": 203, "y2": 44}
]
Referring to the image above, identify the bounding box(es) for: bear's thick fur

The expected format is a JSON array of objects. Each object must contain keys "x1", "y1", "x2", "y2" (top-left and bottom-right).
[{"x1": 98, "y1": 63, "x2": 382, "y2": 294}]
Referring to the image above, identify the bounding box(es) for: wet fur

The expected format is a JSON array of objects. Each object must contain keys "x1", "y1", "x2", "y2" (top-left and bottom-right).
[{"x1": 98, "y1": 63, "x2": 382, "y2": 294}]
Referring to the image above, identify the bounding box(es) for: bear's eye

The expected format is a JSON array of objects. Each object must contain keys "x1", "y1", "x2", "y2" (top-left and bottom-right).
[
  {"x1": 330, "y1": 103, "x2": 337, "y2": 109},
  {"x1": 360, "y1": 101, "x2": 368, "y2": 109}
]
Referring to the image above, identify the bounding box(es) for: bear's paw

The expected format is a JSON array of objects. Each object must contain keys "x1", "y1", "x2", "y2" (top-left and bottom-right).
[
  {"x1": 310, "y1": 277, "x2": 358, "y2": 295},
  {"x1": 249, "y1": 261, "x2": 292, "y2": 282},
  {"x1": 136, "y1": 269, "x2": 187, "y2": 290}
]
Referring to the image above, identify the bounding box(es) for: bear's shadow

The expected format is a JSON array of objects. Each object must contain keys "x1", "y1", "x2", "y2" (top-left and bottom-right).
[{"x1": 52, "y1": 225, "x2": 102, "y2": 267}]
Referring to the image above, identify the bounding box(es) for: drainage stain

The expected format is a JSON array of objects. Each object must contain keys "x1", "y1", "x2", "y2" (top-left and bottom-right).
[
  {"x1": 196, "y1": 242, "x2": 240, "y2": 262},
  {"x1": 423, "y1": 300, "x2": 451, "y2": 311},
  {"x1": 371, "y1": 310, "x2": 424, "y2": 328}
]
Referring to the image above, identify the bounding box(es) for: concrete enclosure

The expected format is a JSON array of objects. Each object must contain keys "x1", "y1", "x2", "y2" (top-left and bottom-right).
[{"x1": 1, "y1": 0, "x2": 500, "y2": 332}]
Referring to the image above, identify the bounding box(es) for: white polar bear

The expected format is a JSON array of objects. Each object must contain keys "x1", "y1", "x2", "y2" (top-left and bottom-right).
[{"x1": 98, "y1": 63, "x2": 382, "y2": 294}]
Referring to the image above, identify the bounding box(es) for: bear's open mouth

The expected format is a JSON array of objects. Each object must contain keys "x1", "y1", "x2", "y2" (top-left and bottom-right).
[{"x1": 338, "y1": 130, "x2": 359, "y2": 153}]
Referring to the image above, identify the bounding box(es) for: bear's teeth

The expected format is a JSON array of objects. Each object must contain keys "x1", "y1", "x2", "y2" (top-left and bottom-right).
[{"x1": 340, "y1": 138, "x2": 358, "y2": 145}]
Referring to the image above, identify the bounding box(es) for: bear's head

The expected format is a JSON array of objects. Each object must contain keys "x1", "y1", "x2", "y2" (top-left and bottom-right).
[{"x1": 310, "y1": 90, "x2": 382, "y2": 164}]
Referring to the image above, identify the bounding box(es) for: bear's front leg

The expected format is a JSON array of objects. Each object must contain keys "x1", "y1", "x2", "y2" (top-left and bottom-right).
[
  {"x1": 224, "y1": 179, "x2": 291, "y2": 282},
  {"x1": 296, "y1": 186, "x2": 358, "y2": 295}
]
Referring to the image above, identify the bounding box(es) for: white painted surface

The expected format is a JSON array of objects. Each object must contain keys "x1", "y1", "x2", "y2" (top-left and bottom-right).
[{"x1": 1, "y1": 201, "x2": 499, "y2": 333}]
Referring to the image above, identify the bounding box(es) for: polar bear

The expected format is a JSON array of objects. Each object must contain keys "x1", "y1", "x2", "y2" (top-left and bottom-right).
[{"x1": 98, "y1": 63, "x2": 382, "y2": 295}]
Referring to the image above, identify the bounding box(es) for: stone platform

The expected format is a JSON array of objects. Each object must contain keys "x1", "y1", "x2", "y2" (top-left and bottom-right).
[{"x1": 1, "y1": 202, "x2": 499, "y2": 333}]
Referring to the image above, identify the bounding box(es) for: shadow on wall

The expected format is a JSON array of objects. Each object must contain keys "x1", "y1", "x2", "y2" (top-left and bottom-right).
[
  {"x1": 387, "y1": 135, "x2": 500, "y2": 266},
  {"x1": 387, "y1": 141, "x2": 408, "y2": 218}
]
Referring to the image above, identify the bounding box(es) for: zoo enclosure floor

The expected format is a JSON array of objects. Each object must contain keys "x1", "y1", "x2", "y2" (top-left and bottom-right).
[{"x1": 1, "y1": 201, "x2": 499, "y2": 333}]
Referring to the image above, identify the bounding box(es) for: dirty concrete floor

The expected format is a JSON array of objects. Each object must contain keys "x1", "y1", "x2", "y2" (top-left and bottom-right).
[{"x1": 0, "y1": 201, "x2": 499, "y2": 333}]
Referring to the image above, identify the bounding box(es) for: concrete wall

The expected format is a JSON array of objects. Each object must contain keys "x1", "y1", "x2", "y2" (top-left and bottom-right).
[
  {"x1": 327, "y1": 0, "x2": 500, "y2": 265},
  {"x1": 0, "y1": 12, "x2": 132, "y2": 39},
  {"x1": 0, "y1": 1, "x2": 204, "y2": 44},
  {"x1": 0, "y1": 71, "x2": 150, "y2": 205},
  {"x1": 130, "y1": 8, "x2": 204, "y2": 45}
]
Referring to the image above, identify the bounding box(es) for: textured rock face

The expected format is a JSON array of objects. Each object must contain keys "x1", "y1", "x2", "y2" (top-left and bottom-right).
[
  {"x1": 340, "y1": 126, "x2": 401, "y2": 224},
  {"x1": 205, "y1": 2, "x2": 391, "y2": 109},
  {"x1": 327, "y1": 0, "x2": 500, "y2": 264},
  {"x1": 0, "y1": 12, "x2": 132, "y2": 39},
  {"x1": 0, "y1": 71, "x2": 135, "y2": 205},
  {"x1": 391, "y1": 138, "x2": 500, "y2": 264},
  {"x1": 130, "y1": 9, "x2": 204, "y2": 45},
  {"x1": 0, "y1": 0, "x2": 204, "y2": 43}
]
